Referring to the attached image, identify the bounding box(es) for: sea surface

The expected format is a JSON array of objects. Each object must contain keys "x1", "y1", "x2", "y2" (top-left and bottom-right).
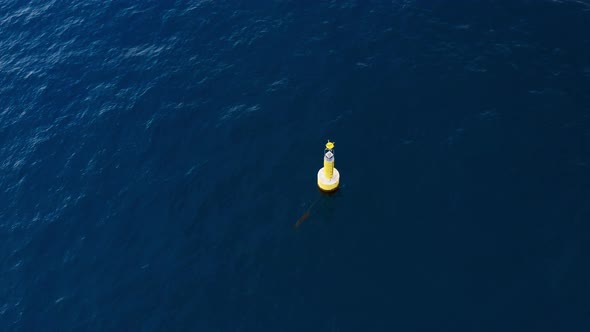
[{"x1": 1, "y1": 1, "x2": 590, "y2": 331}]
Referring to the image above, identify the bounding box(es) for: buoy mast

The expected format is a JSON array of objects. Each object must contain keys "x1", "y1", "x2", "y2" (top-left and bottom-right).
[{"x1": 317, "y1": 140, "x2": 340, "y2": 192}]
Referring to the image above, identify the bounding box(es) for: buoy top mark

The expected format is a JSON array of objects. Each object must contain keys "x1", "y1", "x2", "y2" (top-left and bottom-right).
[{"x1": 325, "y1": 140, "x2": 335, "y2": 150}]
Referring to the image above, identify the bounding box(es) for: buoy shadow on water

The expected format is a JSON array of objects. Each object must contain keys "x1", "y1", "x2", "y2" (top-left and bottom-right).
[{"x1": 317, "y1": 187, "x2": 338, "y2": 195}]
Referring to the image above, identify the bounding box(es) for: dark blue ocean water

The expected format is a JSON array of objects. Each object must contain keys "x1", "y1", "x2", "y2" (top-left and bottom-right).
[{"x1": 1, "y1": 0, "x2": 590, "y2": 330}]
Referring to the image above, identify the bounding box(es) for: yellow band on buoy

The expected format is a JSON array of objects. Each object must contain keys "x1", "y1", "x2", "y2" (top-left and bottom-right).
[{"x1": 318, "y1": 168, "x2": 340, "y2": 192}]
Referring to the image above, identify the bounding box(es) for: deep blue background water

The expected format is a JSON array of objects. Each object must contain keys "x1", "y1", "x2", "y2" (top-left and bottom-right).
[{"x1": 1, "y1": 0, "x2": 590, "y2": 331}]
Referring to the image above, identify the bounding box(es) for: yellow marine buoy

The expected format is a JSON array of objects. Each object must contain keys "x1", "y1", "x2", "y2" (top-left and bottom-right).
[{"x1": 317, "y1": 140, "x2": 340, "y2": 192}]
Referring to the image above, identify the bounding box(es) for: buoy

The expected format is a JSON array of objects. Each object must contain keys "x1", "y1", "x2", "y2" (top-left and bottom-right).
[{"x1": 317, "y1": 140, "x2": 340, "y2": 192}]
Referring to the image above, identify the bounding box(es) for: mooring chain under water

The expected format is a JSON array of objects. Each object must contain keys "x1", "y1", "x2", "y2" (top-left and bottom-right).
[{"x1": 294, "y1": 195, "x2": 323, "y2": 230}]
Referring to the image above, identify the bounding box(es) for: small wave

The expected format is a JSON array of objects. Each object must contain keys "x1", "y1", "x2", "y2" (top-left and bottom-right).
[
  {"x1": 218, "y1": 104, "x2": 262, "y2": 123},
  {"x1": 266, "y1": 78, "x2": 289, "y2": 92}
]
